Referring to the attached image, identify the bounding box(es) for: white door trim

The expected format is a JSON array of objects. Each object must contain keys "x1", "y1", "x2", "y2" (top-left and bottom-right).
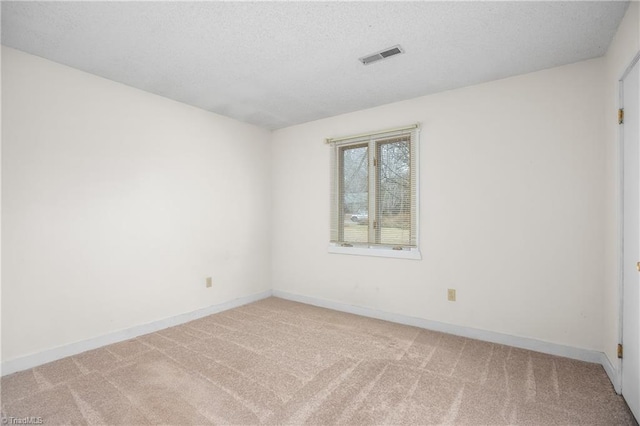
[{"x1": 618, "y1": 50, "x2": 640, "y2": 395}]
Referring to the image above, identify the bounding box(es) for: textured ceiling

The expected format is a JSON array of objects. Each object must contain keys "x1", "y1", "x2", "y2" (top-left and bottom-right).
[{"x1": 1, "y1": 1, "x2": 630, "y2": 130}]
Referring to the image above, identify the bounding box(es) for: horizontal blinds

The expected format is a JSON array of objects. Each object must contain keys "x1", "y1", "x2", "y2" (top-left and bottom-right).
[
  {"x1": 329, "y1": 125, "x2": 419, "y2": 248},
  {"x1": 326, "y1": 124, "x2": 419, "y2": 145},
  {"x1": 376, "y1": 134, "x2": 414, "y2": 247},
  {"x1": 329, "y1": 141, "x2": 344, "y2": 243}
]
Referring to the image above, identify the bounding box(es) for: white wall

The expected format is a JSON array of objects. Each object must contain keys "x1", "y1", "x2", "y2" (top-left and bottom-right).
[
  {"x1": 1, "y1": 47, "x2": 272, "y2": 363},
  {"x1": 3, "y1": 10, "x2": 634, "y2": 370},
  {"x1": 271, "y1": 58, "x2": 607, "y2": 352},
  {"x1": 603, "y1": 2, "x2": 640, "y2": 375}
]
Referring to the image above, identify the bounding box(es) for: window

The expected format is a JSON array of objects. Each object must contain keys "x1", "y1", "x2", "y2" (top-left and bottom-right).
[{"x1": 328, "y1": 125, "x2": 420, "y2": 259}]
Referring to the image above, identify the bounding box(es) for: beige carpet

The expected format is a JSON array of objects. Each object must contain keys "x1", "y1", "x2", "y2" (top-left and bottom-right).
[{"x1": 1, "y1": 297, "x2": 636, "y2": 425}]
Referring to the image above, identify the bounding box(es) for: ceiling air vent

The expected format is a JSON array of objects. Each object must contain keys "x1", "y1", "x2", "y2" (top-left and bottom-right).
[{"x1": 359, "y1": 45, "x2": 404, "y2": 65}]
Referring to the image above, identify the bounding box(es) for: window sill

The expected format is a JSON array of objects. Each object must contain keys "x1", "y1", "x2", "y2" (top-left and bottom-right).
[{"x1": 328, "y1": 244, "x2": 422, "y2": 260}]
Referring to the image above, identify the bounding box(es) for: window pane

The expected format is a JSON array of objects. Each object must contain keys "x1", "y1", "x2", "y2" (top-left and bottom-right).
[
  {"x1": 342, "y1": 145, "x2": 368, "y2": 243},
  {"x1": 378, "y1": 139, "x2": 411, "y2": 245}
]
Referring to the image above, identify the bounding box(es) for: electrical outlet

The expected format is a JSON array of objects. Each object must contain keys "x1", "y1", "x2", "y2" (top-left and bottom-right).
[
  {"x1": 206, "y1": 277, "x2": 213, "y2": 288},
  {"x1": 447, "y1": 288, "x2": 456, "y2": 302}
]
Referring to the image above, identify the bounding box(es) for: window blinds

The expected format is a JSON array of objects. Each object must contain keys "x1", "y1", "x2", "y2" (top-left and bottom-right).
[{"x1": 329, "y1": 125, "x2": 419, "y2": 249}]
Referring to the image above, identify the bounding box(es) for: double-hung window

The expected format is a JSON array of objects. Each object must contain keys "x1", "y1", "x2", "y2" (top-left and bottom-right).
[{"x1": 328, "y1": 124, "x2": 420, "y2": 259}]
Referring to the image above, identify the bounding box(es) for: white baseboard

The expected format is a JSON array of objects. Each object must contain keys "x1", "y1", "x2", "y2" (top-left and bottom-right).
[
  {"x1": 601, "y1": 352, "x2": 621, "y2": 393},
  {"x1": 4, "y1": 288, "x2": 620, "y2": 395},
  {"x1": 1, "y1": 290, "x2": 272, "y2": 376},
  {"x1": 273, "y1": 290, "x2": 609, "y2": 367}
]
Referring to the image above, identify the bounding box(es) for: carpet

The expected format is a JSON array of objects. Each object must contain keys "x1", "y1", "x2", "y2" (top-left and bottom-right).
[{"x1": 1, "y1": 297, "x2": 636, "y2": 425}]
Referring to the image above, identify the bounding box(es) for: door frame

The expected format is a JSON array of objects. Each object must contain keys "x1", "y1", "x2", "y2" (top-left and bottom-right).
[{"x1": 618, "y1": 50, "x2": 640, "y2": 394}]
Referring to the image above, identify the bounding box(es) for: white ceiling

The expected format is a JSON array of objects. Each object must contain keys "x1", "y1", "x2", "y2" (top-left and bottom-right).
[{"x1": 1, "y1": 1, "x2": 629, "y2": 130}]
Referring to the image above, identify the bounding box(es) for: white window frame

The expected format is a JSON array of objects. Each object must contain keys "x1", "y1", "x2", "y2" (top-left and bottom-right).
[{"x1": 327, "y1": 124, "x2": 421, "y2": 260}]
